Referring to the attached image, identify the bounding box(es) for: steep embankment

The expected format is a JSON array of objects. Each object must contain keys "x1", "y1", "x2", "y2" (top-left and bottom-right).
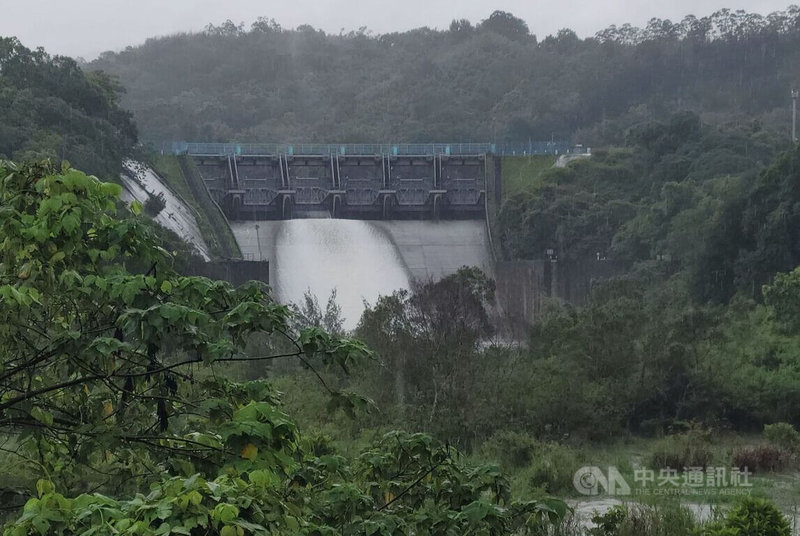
[
  {"x1": 149, "y1": 155, "x2": 241, "y2": 259},
  {"x1": 485, "y1": 154, "x2": 557, "y2": 262},
  {"x1": 120, "y1": 160, "x2": 211, "y2": 260}
]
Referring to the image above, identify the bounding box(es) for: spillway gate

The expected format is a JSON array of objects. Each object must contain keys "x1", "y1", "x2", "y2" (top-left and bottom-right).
[{"x1": 189, "y1": 147, "x2": 488, "y2": 220}]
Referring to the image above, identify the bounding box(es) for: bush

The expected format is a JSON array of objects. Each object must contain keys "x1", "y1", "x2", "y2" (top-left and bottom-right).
[
  {"x1": 589, "y1": 505, "x2": 628, "y2": 536},
  {"x1": 589, "y1": 504, "x2": 696, "y2": 536},
  {"x1": 477, "y1": 432, "x2": 589, "y2": 496},
  {"x1": 143, "y1": 191, "x2": 167, "y2": 216},
  {"x1": 732, "y1": 444, "x2": 789, "y2": 473},
  {"x1": 648, "y1": 428, "x2": 714, "y2": 470},
  {"x1": 701, "y1": 497, "x2": 790, "y2": 536},
  {"x1": 524, "y1": 442, "x2": 586, "y2": 495},
  {"x1": 763, "y1": 422, "x2": 800, "y2": 454},
  {"x1": 478, "y1": 431, "x2": 541, "y2": 468}
]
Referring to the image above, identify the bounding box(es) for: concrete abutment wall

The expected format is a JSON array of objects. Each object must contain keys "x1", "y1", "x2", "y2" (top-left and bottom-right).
[{"x1": 494, "y1": 259, "x2": 626, "y2": 324}]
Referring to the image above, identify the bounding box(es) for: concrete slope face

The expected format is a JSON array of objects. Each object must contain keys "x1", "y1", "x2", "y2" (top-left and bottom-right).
[
  {"x1": 369, "y1": 220, "x2": 493, "y2": 281},
  {"x1": 120, "y1": 160, "x2": 211, "y2": 260},
  {"x1": 230, "y1": 219, "x2": 492, "y2": 329}
]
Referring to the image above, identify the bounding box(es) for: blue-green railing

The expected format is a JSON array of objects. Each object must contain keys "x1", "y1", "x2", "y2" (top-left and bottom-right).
[{"x1": 166, "y1": 141, "x2": 585, "y2": 157}]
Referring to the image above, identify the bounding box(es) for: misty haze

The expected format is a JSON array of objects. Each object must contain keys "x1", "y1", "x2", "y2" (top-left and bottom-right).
[{"x1": 2, "y1": 2, "x2": 800, "y2": 535}]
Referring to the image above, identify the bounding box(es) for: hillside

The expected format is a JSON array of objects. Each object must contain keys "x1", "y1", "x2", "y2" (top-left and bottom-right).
[
  {"x1": 0, "y1": 37, "x2": 136, "y2": 178},
  {"x1": 89, "y1": 8, "x2": 800, "y2": 145}
]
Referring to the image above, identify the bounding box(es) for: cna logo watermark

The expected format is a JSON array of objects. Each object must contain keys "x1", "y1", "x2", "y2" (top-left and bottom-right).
[
  {"x1": 574, "y1": 466, "x2": 631, "y2": 496},
  {"x1": 573, "y1": 466, "x2": 753, "y2": 497}
]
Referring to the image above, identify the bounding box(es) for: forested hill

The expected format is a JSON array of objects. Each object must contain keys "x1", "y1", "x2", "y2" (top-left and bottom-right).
[
  {"x1": 0, "y1": 38, "x2": 136, "y2": 178},
  {"x1": 89, "y1": 7, "x2": 800, "y2": 145}
]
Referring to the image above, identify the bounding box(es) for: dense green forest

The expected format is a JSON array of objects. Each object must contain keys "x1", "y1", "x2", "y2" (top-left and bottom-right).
[
  {"x1": 0, "y1": 38, "x2": 136, "y2": 178},
  {"x1": 6, "y1": 5, "x2": 800, "y2": 534},
  {"x1": 89, "y1": 7, "x2": 800, "y2": 145},
  {"x1": 497, "y1": 112, "x2": 795, "y2": 303}
]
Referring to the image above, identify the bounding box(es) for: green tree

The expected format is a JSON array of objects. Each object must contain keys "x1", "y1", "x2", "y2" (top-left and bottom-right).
[
  {"x1": 0, "y1": 38, "x2": 136, "y2": 178},
  {"x1": 0, "y1": 160, "x2": 565, "y2": 534},
  {"x1": 480, "y1": 11, "x2": 532, "y2": 41},
  {"x1": 356, "y1": 267, "x2": 495, "y2": 442},
  {"x1": 763, "y1": 267, "x2": 800, "y2": 332}
]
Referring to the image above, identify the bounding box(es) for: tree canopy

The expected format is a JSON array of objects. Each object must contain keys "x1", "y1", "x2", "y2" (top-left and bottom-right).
[
  {"x1": 0, "y1": 38, "x2": 136, "y2": 178},
  {"x1": 86, "y1": 7, "x2": 800, "y2": 145}
]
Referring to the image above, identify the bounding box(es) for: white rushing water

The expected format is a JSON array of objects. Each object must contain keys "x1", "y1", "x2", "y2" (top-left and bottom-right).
[
  {"x1": 119, "y1": 160, "x2": 211, "y2": 260},
  {"x1": 232, "y1": 219, "x2": 411, "y2": 329},
  {"x1": 230, "y1": 219, "x2": 493, "y2": 330}
]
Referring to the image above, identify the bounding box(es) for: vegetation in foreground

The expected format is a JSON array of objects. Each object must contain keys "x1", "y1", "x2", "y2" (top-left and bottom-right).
[{"x1": 0, "y1": 160, "x2": 568, "y2": 534}]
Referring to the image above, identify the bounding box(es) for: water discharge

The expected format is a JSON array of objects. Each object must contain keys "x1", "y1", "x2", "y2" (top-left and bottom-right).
[
  {"x1": 232, "y1": 219, "x2": 411, "y2": 329},
  {"x1": 230, "y1": 219, "x2": 492, "y2": 330}
]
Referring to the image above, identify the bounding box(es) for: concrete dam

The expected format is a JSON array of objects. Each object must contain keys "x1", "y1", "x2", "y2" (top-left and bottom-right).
[
  {"x1": 172, "y1": 142, "x2": 606, "y2": 329},
  {"x1": 176, "y1": 143, "x2": 498, "y2": 327},
  {"x1": 177, "y1": 141, "x2": 574, "y2": 221}
]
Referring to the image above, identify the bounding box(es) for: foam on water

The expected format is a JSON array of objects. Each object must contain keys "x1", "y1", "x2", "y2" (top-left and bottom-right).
[
  {"x1": 230, "y1": 218, "x2": 493, "y2": 329},
  {"x1": 232, "y1": 219, "x2": 411, "y2": 329}
]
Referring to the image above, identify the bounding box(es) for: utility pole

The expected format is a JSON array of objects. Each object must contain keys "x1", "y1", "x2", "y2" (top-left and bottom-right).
[
  {"x1": 793, "y1": 89, "x2": 799, "y2": 143},
  {"x1": 254, "y1": 224, "x2": 263, "y2": 261}
]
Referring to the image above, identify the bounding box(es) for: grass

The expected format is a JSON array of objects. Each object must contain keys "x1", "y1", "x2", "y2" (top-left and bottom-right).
[
  {"x1": 462, "y1": 429, "x2": 800, "y2": 515},
  {"x1": 484, "y1": 154, "x2": 556, "y2": 261},
  {"x1": 500, "y1": 155, "x2": 557, "y2": 197},
  {"x1": 149, "y1": 154, "x2": 241, "y2": 259}
]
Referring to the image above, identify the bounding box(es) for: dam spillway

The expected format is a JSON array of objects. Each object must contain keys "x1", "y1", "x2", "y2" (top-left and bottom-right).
[
  {"x1": 185, "y1": 145, "x2": 489, "y2": 221},
  {"x1": 190, "y1": 144, "x2": 496, "y2": 326},
  {"x1": 230, "y1": 219, "x2": 493, "y2": 328},
  {"x1": 178, "y1": 142, "x2": 587, "y2": 326}
]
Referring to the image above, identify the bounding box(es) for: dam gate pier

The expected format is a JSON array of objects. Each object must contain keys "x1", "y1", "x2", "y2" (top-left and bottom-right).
[
  {"x1": 188, "y1": 146, "x2": 489, "y2": 221},
  {"x1": 174, "y1": 141, "x2": 583, "y2": 221}
]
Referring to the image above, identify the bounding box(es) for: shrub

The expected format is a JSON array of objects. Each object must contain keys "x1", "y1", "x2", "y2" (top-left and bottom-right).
[
  {"x1": 144, "y1": 191, "x2": 167, "y2": 216},
  {"x1": 479, "y1": 430, "x2": 541, "y2": 468},
  {"x1": 525, "y1": 442, "x2": 586, "y2": 495},
  {"x1": 589, "y1": 505, "x2": 628, "y2": 536},
  {"x1": 477, "y1": 432, "x2": 587, "y2": 495},
  {"x1": 732, "y1": 444, "x2": 789, "y2": 473},
  {"x1": 648, "y1": 428, "x2": 714, "y2": 470},
  {"x1": 701, "y1": 497, "x2": 790, "y2": 536},
  {"x1": 763, "y1": 422, "x2": 800, "y2": 454},
  {"x1": 589, "y1": 504, "x2": 696, "y2": 536}
]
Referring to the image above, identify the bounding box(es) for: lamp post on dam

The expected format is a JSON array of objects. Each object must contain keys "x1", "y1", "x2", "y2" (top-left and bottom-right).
[{"x1": 793, "y1": 89, "x2": 798, "y2": 144}]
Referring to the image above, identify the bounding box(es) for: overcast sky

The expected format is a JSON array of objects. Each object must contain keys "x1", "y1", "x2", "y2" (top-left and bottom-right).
[{"x1": 0, "y1": 0, "x2": 794, "y2": 60}]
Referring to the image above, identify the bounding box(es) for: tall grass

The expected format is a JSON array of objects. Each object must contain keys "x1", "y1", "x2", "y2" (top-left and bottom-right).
[{"x1": 500, "y1": 155, "x2": 556, "y2": 197}]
